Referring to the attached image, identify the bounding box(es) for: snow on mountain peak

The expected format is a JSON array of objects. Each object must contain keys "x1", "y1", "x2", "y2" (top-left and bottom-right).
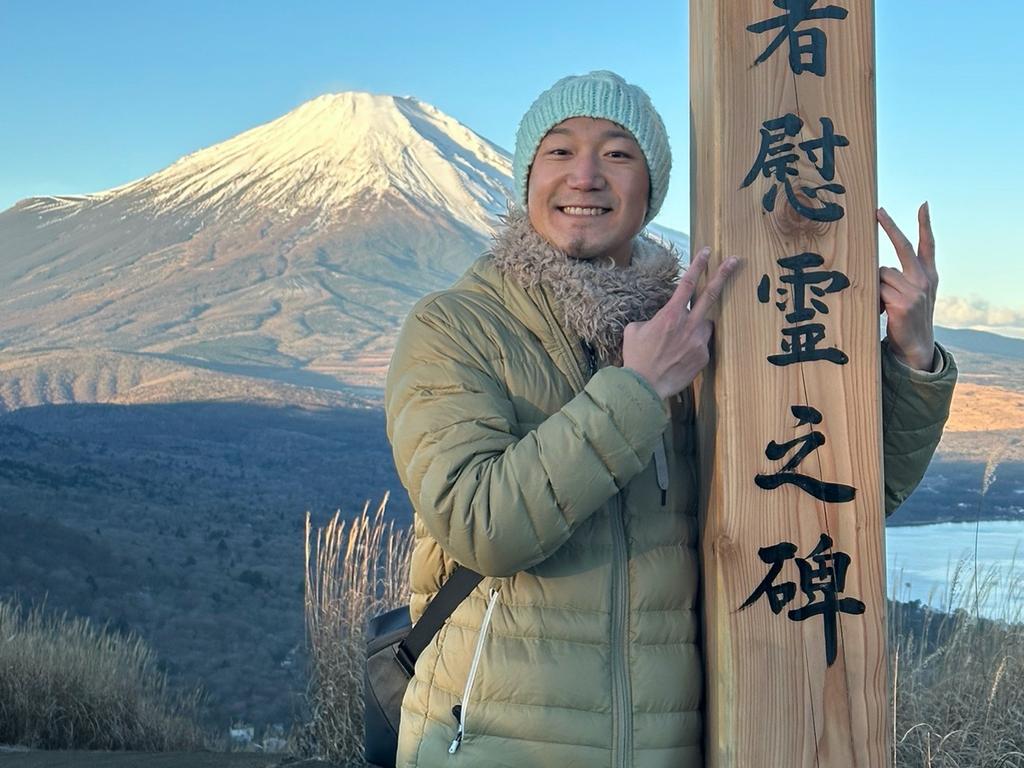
[{"x1": 119, "y1": 91, "x2": 512, "y2": 229}]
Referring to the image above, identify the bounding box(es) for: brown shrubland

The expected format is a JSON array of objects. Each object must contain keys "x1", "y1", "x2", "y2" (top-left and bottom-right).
[{"x1": 0, "y1": 598, "x2": 207, "y2": 751}]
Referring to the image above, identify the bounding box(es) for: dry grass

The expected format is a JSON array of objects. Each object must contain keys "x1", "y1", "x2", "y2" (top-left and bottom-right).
[
  {"x1": 0, "y1": 598, "x2": 207, "y2": 751},
  {"x1": 892, "y1": 437, "x2": 1024, "y2": 767},
  {"x1": 890, "y1": 563, "x2": 1024, "y2": 767},
  {"x1": 302, "y1": 496, "x2": 1024, "y2": 767},
  {"x1": 301, "y1": 494, "x2": 413, "y2": 766}
]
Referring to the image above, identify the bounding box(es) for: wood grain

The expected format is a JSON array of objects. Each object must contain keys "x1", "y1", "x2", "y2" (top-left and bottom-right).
[{"x1": 691, "y1": 2, "x2": 889, "y2": 766}]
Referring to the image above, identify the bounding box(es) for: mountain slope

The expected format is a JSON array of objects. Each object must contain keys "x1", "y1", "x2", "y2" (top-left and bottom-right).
[
  {"x1": 0, "y1": 94, "x2": 510, "y2": 406},
  {"x1": 0, "y1": 92, "x2": 690, "y2": 410}
]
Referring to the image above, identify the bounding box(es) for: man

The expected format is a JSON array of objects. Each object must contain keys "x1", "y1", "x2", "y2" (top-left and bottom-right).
[{"x1": 385, "y1": 70, "x2": 956, "y2": 768}]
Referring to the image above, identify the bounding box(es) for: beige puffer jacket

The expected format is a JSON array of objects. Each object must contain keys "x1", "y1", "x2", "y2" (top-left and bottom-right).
[{"x1": 384, "y1": 219, "x2": 956, "y2": 768}]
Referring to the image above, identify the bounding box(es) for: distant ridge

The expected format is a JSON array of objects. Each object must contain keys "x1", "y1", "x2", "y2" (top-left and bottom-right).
[{"x1": 935, "y1": 326, "x2": 1024, "y2": 360}]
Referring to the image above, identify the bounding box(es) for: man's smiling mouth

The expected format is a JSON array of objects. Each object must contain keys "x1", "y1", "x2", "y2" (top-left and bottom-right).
[{"x1": 558, "y1": 206, "x2": 611, "y2": 217}]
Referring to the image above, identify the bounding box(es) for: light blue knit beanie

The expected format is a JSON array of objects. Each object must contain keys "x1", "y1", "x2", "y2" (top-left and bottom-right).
[{"x1": 513, "y1": 70, "x2": 671, "y2": 225}]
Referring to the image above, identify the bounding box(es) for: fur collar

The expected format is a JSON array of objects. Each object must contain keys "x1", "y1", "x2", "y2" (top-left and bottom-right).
[{"x1": 488, "y1": 210, "x2": 680, "y2": 366}]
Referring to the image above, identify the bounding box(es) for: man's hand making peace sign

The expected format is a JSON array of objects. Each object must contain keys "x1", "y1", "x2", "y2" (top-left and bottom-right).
[
  {"x1": 878, "y1": 202, "x2": 939, "y2": 372},
  {"x1": 622, "y1": 248, "x2": 740, "y2": 399}
]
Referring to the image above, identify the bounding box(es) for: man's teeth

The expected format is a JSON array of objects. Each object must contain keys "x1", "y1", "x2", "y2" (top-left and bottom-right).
[{"x1": 561, "y1": 206, "x2": 609, "y2": 216}]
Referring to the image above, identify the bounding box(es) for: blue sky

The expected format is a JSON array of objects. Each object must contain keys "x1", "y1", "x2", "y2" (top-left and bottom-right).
[{"x1": 2, "y1": 1, "x2": 1021, "y2": 330}]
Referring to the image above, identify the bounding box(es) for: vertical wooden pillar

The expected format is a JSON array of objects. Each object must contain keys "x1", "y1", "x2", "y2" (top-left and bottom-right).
[{"x1": 691, "y1": 2, "x2": 889, "y2": 766}]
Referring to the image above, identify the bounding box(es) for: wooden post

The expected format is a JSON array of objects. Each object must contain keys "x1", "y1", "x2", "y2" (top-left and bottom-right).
[{"x1": 691, "y1": 1, "x2": 889, "y2": 766}]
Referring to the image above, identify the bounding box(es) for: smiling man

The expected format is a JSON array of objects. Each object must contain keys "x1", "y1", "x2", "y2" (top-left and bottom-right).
[
  {"x1": 526, "y1": 117, "x2": 651, "y2": 267},
  {"x1": 384, "y1": 70, "x2": 956, "y2": 768}
]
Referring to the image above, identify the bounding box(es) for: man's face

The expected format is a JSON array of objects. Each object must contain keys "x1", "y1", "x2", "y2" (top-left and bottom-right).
[{"x1": 527, "y1": 116, "x2": 650, "y2": 269}]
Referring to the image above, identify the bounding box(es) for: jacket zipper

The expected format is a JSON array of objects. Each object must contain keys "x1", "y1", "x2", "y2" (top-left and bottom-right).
[
  {"x1": 535, "y1": 287, "x2": 587, "y2": 392},
  {"x1": 536, "y1": 286, "x2": 632, "y2": 767},
  {"x1": 581, "y1": 340, "x2": 598, "y2": 378},
  {"x1": 653, "y1": 434, "x2": 669, "y2": 506},
  {"x1": 449, "y1": 586, "x2": 501, "y2": 754},
  {"x1": 610, "y1": 493, "x2": 632, "y2": 768}
]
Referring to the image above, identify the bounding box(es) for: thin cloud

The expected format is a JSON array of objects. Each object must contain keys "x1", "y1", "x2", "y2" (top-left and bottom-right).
[{"x1": 935, "y1": 296, "x2": 1024, "y2": 328}]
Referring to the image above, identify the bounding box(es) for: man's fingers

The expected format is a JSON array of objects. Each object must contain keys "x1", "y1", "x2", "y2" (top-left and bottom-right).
[
  {"x1": 879, "y1": 281, "x2": 901, "y2": 309},
  {"x1": 877, "y1": 207, "x2": 924, "y2": 282},
  {"x1": 689, "y1": 255, "x2": 741, "y2": 321},
  {"x1": 670, "y1": 246, "x2": 711, "y2": 309},
  {"x1": 879, "y1": 265, "x2": 914, "y2": 294},
  {"x1": 917, "y1": 202, "x2": 937, "y2": 278}
]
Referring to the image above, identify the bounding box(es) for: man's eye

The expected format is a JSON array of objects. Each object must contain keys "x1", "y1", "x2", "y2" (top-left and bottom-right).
[
  {"x1": 547, "y1": 148, "x2": 570, "y2": 156},
  {"x1": 607, "y1": 150, "x2": 632, "y2": 159}
]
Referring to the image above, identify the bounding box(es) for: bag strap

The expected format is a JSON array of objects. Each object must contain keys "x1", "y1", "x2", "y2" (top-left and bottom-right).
[{"x1": 394, "y1": 566, "x2": 483, "y2": 675}]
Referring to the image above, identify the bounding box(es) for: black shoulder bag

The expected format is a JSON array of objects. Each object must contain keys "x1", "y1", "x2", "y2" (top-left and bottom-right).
[{"x1": 364, "y1": 566, "x2": 483, "y2": 768}]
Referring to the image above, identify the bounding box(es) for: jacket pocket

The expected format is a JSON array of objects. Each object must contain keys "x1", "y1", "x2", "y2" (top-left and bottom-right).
[{"x1": 448, "y1": 585, "x2": 501, "y2": 754}]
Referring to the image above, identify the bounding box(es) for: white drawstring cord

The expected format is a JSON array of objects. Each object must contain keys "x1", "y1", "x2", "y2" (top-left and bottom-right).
[{"x1": 449, "y1": 586, "x2": 500, "y2": 754}]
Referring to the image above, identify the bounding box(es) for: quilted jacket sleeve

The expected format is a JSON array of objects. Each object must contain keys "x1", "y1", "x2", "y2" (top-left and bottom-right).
[
  {"x1": 385, "y1": 295, "x2": 669, "y2": 577},
  {"x1": 880, "y1": 339, "x2": 958, "y2": 515}
]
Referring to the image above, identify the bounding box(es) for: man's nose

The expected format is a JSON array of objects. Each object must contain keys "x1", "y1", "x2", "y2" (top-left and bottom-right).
[{"x1": 566, "y1": 153, "x2": 605, "y2": 190}]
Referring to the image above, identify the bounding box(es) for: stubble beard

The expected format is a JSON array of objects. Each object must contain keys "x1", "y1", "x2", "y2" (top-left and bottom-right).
[{"x1": 566, "y1": 235, "x2": 603, "y2": 262}]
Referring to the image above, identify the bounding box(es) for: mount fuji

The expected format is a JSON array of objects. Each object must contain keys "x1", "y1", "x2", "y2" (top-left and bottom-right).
[{"x1": 0, "y1": 92, "x2": 689, "y2": 410}]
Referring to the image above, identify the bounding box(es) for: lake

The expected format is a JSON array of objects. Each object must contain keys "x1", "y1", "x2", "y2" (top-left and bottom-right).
[{"x1": 886, "y1": 519, "x2": 1024, "y2": 619}]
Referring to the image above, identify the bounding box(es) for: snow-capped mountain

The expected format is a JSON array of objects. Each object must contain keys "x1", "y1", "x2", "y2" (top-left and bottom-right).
[
  {"x1": 119, "y1": 92, "x2": 513, "y2": 231},
  {"x1": 0, "y1": 92, "x2": 689, "y2": 410}
]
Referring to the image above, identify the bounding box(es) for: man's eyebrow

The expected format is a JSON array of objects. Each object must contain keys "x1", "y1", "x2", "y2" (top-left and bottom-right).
[{"x1": 544, "y1": 127, "x2": 637, "y2": 141}]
